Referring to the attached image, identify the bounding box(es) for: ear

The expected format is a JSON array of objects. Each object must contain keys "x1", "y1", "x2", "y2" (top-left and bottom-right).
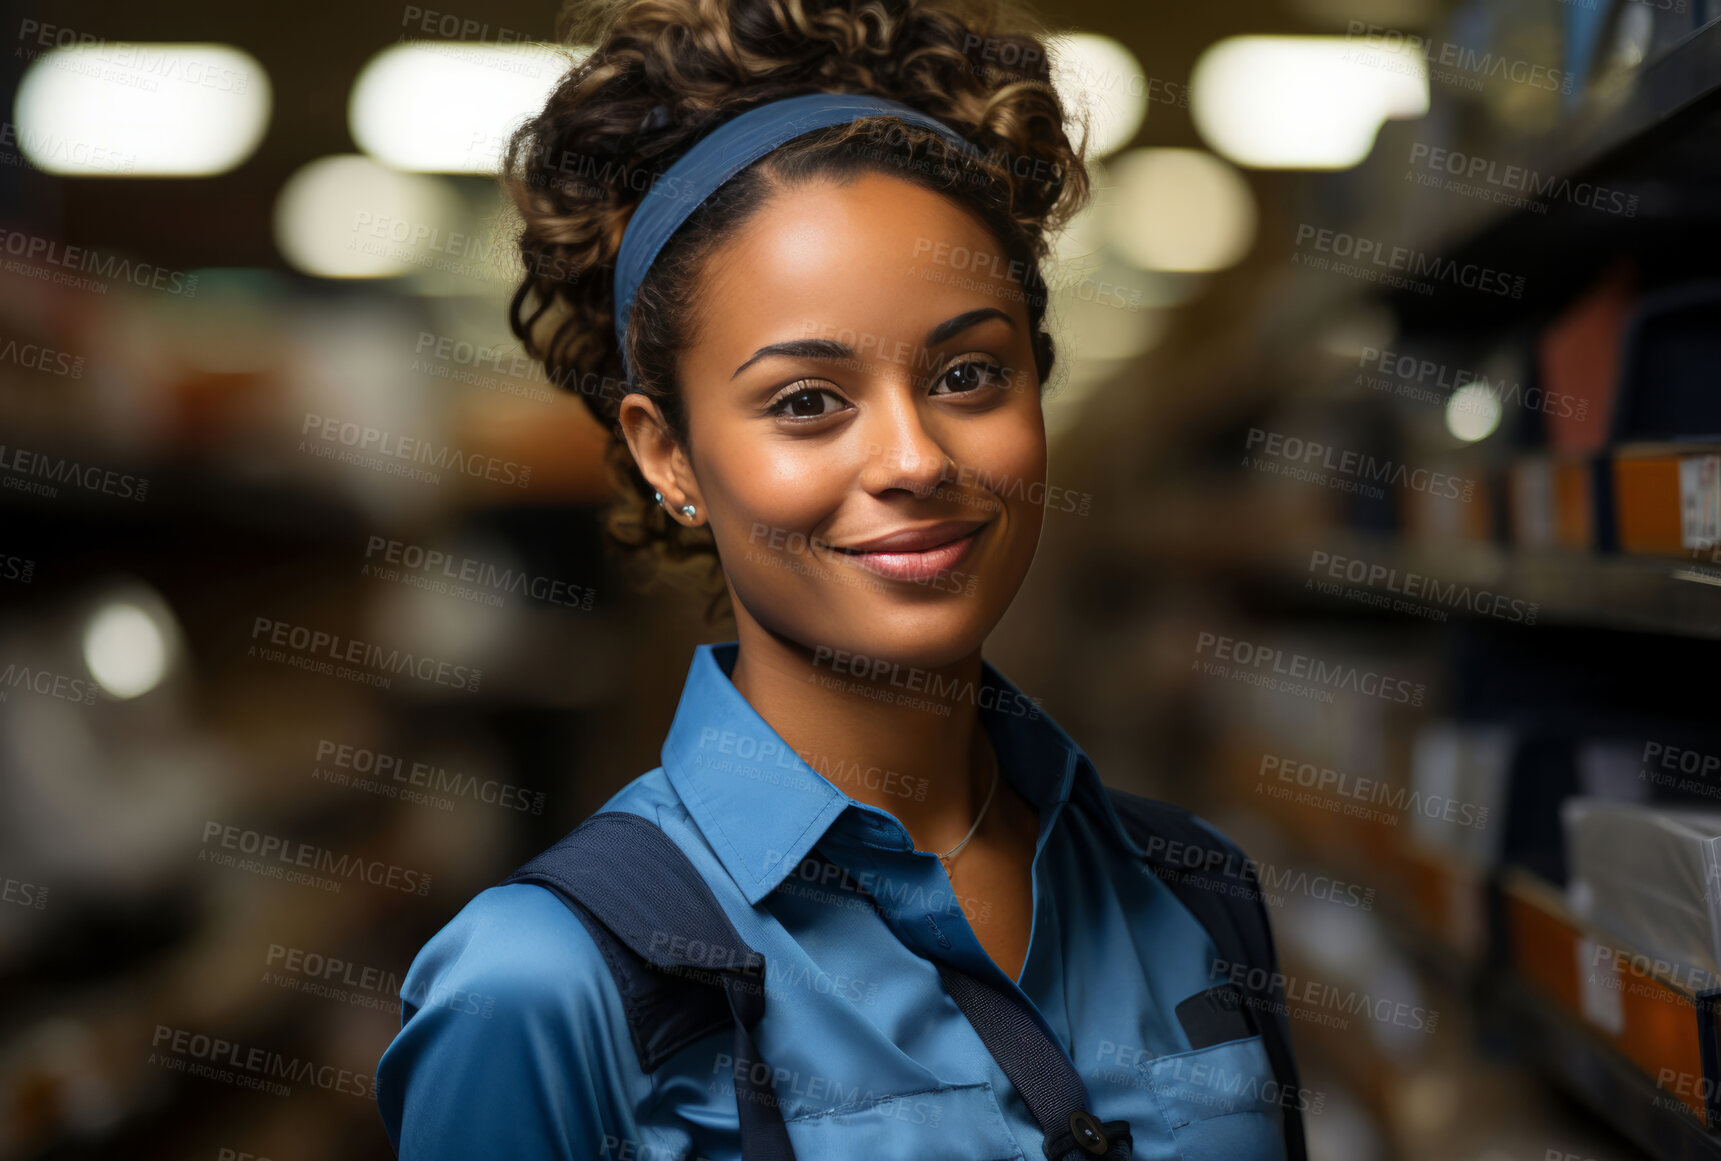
[{"x1": 618, "y1": 394, "x2": 704, "y2": 524}]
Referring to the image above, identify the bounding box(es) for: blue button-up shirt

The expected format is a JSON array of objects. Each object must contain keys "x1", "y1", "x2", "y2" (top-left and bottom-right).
[{"x1": 378, "y1": 642, "x2": 1288, "y2": 1160}]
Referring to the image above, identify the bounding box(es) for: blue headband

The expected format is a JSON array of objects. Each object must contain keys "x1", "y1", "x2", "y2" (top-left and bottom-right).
[{"x1": 611, "y1": 92, "x2": 984, "y2": 385}]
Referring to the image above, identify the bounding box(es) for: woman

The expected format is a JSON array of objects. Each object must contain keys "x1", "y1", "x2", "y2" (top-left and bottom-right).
[{"x1": 377, "y1": 0, "x2": 1303, "y2": 1157}]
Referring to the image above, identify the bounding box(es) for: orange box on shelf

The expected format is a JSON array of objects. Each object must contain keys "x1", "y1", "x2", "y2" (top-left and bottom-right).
[
  {"x1": 1402, "y1": 466, "x2": 1494, "y2": 544},
  {"x1": 1398, "y1": 841, "x2": 1488, "y2": 966},
  {"x1": 1502, "y1": 868, "x2": 1721, "y2": 1125},
  {"x1": 1613, "y1": 444, "x2": 1721, "y2": 558}
]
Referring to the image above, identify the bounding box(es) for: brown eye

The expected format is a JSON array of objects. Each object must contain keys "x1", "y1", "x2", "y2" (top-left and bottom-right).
[
  {"x1": 766, "y1": 385, "x2": 850, "y2": 422},
  {"x1": 934, "y1": 360, "x2": 1008, "y2": 396}
]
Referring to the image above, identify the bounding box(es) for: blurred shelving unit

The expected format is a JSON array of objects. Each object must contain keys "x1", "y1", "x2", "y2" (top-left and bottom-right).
[
  {"x1": 0, "y1": 275, "x2": 693, "y2": 1159},
  {"x1": 1014, "y1": 4, "x2": 1721, "y2": 1159}
]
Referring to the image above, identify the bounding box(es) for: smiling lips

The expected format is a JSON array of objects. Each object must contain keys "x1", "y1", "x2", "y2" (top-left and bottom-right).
[{"x1": 829, "y1": 520, "x2": 986, "y2": 583}]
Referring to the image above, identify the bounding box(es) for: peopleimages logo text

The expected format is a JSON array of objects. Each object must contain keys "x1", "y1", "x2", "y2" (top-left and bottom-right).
[
  {"x1": 1293, "y1": 224, "x2": 1524, "y2": 298},
  {"x1": 249, "y1": 617, "x2": 481, "y2": 691},
  {"x1": 300, "y1": 414, "x2": 531, "y2": 487},
  {"x1": 1246, "y1": 428, "x2": 1475, "y2": 501},
  {"x1": 0, "y1": 443, "x2": 148, "y2": 501},
  {"x1": 812, "y1": 645, "x2": 1042, "y2": 719},
  {"x1": 1344, "y1": 19, "x2": 1572, "y2": 94},
  {"x1": 0, "y1": 227, "x2": 198, "y2": 294},
  {"x1": 150, "y1": 1026, "x2": 374, "y2": 1099},
  {"x1": 1195, "y1": 632, "x2": 1425, "y2": 705},
  {"x1": 1307, "y1": 550, "x2": 1539, "y2": 624},
  {"x1": 314, "y1": 739, "x2": 546, "y2": 813},
  {"x1": 200, "y1": 821, "x2": 431, "y2": 895}
]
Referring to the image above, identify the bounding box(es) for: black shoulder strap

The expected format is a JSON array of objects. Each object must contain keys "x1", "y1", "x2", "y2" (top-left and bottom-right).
[
  {"x1": 1104, "y1": 788, "x2": 1309, "y2": 1161},
  {"x1": 814, "y1": 854, "x2": 1135, "y2": 1161},
  {"x1": 508, "y1": 811, "x2": 1134, "y2": 1161},
  {"x1": 508, "y1": 801, "x2": 1307, "y2": 1161},
  {"x1": 503, "y1": 811, "x2": 795, "y2": 1161}
]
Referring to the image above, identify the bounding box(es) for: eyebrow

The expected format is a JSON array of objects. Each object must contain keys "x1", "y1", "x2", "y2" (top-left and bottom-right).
[{"x1": 730, "y1": 307, "x2": 1015, "y2": 380}]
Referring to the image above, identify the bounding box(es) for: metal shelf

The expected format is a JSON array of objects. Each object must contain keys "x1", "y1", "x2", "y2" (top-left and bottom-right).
[
  {"x1": 1393, "y1": 17, "x2": 1721, "y2": 264},
  {"x1": 1494, "y1": 973, "x2": 1721, "y2": 1161},
  {"x1": 1257, "y1": 531, "x2": 1721, "y2": 642}
]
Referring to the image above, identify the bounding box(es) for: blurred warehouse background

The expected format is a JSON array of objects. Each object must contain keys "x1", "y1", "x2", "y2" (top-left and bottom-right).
[{"x1": 6, "y1": 0, "x2": 1721, "y2": 1157}]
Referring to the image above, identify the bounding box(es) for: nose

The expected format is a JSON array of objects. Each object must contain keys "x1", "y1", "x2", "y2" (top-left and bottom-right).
[{"x1": 857, "y1": 389, "x2": 953, "y2": 500}]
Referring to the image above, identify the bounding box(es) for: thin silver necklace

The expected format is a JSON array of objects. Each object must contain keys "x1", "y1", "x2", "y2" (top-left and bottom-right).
[{"x1": 936, "y1": 747, "x2": 1000, "y2": 870}]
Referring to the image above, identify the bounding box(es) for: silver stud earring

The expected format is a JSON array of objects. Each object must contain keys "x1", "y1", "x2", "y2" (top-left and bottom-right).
[
  {"x1": 680, "y1": 504, "x2": 697, "y2": 519},
  {"x1": 652, "y1": 490, "x2": 663, "y2": 504}
]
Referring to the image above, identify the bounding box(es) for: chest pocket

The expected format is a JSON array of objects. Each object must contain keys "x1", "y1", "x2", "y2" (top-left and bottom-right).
[
  {"x1": 782, "y1": 1080, "x2": 1024, "y2": 1160},
  {"x1": 1145, "y1": 1034, "x2": 1289, "y2": 1161}
]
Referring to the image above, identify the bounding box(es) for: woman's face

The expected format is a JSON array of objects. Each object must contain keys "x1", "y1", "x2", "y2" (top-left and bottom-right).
[{"x1": 628, "y1": 170, "x2": 1047, "y2": 671}]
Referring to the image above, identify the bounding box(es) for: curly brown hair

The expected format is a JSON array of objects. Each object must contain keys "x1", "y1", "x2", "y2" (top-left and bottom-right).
[{"x1": 503, "y1": 0, "x2": 1092, "y2": 624}]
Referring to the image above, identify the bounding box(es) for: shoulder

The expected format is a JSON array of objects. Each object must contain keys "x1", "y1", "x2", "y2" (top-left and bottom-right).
[
  {"x1": 1100, "y1": 789, "x2": 1287, "y2": 955},
  {"x1": 378, "y1": 883, "x2": 645, "y2": 1157},
  {"x1": 377, "y1": 771, "x2": 704, "y2": 1157},
  {"x1": 385, "y1": 768, "x2": 693, "y2": 1044},
  {"x1": 398, "y1": 767, "x2": 686, "y2": 1016},
  {"x1": 401, "y1": 881, "x2": 618, "y2": 1014},
  {"x1": 387, "y1": 880, "x2": 637, "y2": 1075},
  {"x1": 1092, "y1": 784, "x2": 1256, "y2": 870}
]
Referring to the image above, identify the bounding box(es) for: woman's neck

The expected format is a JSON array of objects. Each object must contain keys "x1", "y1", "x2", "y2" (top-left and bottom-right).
[{"x1": 727, "y1": 622, "x2": 997, "y2": 855}]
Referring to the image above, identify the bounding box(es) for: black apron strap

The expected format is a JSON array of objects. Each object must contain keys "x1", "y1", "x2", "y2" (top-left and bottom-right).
[
  {"x1": 1105, "y1": 789, "x2": 1309, "y2": 1161},
  {"x1": 813, "y1": 854, "x2": 1133, "y2": 1161},
  {"x1": 505, "y1": 811, "x2": 796, "y2": 1161},
  {"x1": 505, "y1": 799, "x2": 1307, "y2": 1161}
]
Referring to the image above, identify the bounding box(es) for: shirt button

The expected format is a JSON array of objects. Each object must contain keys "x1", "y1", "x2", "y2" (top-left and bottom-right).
[{"x1": 1070, "y1": 1109, "x2": 1110, "y2": 1155}]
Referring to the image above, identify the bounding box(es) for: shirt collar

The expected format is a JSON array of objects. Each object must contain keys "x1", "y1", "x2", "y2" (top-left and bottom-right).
[{"x1": 660, "y1": 642, "x2": 1142, "y2": 905}]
